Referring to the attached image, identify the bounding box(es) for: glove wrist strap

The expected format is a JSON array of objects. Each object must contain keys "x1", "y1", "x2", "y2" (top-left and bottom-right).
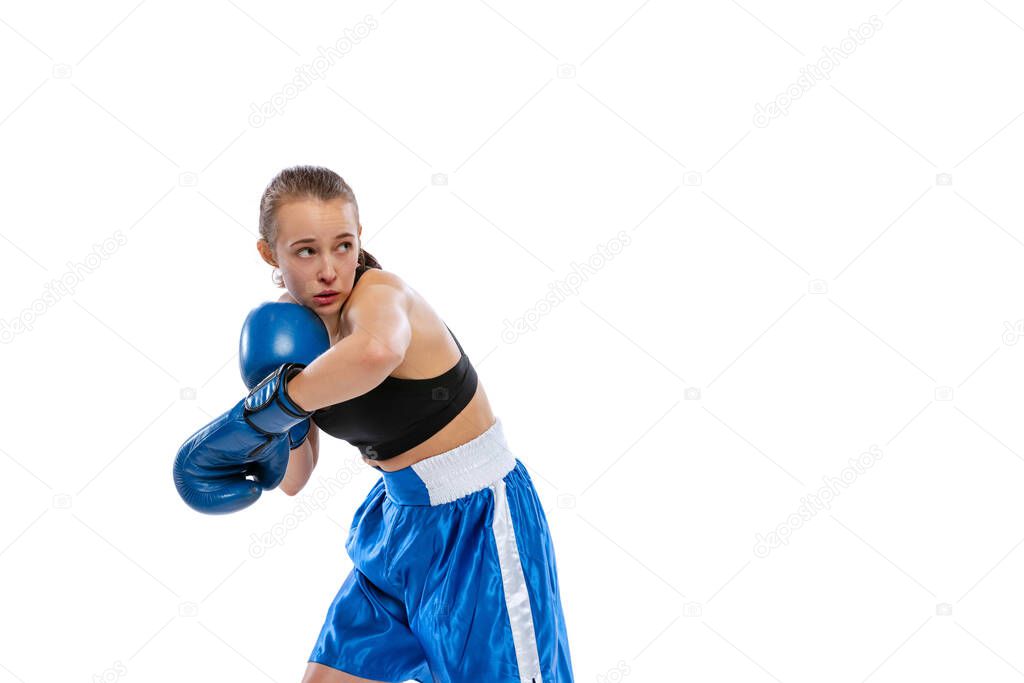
[{"x1": 244, "y1": 363, "x2": 312, "y2": 435}]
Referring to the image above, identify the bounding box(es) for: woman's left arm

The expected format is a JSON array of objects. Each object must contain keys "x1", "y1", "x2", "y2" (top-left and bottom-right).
[{"x1": 285, "y1": 279, "x2": 411, "y2": 412}]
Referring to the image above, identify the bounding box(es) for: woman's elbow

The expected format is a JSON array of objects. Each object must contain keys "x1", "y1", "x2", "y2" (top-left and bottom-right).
[
  {"x1": 279, "y1": 443, "x2": 316, "y2": 496},
  {"x1": 279, "y1": 478, "x2": 302, "y2": 497}
]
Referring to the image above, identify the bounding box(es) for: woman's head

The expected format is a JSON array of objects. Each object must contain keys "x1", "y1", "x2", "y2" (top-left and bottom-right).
[{"x1": 256, "y1": 165, "x2": 381, "y2": 312}]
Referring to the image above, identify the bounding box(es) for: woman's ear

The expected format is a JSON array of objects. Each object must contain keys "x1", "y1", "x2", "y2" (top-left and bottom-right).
[{"x1": 256, "y1": 239, "x2": 278, "y2": 268}]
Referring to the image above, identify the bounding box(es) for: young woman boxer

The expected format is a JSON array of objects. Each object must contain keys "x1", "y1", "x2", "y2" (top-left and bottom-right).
[{"x1": 254, "y1": 166, "x2": 574, "y2": 683}]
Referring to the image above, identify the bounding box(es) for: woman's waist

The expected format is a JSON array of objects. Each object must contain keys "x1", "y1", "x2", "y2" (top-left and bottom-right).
[{"x1": 376, "y1": 414, "x2": 515, "y2": 506}]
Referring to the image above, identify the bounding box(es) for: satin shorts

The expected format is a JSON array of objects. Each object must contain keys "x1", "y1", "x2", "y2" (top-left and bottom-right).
[{"x1": 308, "y1": 418, "x2": 574, "y2": 683}]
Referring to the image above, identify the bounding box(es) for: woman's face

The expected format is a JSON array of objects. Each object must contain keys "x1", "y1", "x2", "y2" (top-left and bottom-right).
[{"x1": 271, "y1": 197, "x2": 362, "y2": 312}]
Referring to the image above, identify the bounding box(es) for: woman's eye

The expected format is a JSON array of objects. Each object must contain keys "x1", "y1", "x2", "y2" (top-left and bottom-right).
[{"x1": 296, "y1": 243, "x2": 351, "y2": 256}]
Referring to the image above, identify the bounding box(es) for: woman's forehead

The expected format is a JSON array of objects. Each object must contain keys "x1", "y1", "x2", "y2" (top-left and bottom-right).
[{"x1": 277, "y1": 197, "x2": 357, "y2": 236}]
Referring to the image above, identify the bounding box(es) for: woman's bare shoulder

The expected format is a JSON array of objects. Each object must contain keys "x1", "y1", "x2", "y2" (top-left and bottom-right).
[
  {"x1": 353, "y1": 268, "x2": 415, "y2": 305},
  {"x1": 360, "y1": 267, "x2": 405, "y2": 289}
]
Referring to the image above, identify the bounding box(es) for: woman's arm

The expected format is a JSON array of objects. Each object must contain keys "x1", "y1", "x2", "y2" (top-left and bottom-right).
[
  {"x1": 286, "y1": 278, "x2": 412, "y2": 412},
  {"x1": 280, "y1": 424, "x2": 320, "y2": 496}
]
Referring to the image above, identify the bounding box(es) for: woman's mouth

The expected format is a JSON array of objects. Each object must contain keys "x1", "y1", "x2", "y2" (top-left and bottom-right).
[{"x1": 313, "y1": 291, "x2": 339, "y2": 306}]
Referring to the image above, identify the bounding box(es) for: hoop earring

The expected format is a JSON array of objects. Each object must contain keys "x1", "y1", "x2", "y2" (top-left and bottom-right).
[{"x1": 271, "y1": 268, "x2": 283, "y2": 287}]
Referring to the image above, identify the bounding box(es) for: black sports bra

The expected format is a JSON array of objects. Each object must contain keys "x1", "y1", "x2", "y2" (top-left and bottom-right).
[{"x1": 311, "y1": 265, "x2": 479, "y2": 461}]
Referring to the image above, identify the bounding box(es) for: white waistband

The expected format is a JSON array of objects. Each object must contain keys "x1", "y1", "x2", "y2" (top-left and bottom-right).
[{"x1": 409, "y1": 417, "x2": 516, "y2": 505}]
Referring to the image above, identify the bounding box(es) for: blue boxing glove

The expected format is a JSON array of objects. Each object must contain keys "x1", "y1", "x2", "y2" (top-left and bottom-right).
[
  {"x1": 173, "y1": 363, "x2": 312, "y2": 515},
  {"x1": 239, "y1": 302, "x2": 329, "y2": 449}
]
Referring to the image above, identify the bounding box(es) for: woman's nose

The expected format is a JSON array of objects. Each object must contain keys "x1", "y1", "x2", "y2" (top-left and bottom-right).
[{"x1": 318, "y1": 258, "x2": 337, "y2": 282}]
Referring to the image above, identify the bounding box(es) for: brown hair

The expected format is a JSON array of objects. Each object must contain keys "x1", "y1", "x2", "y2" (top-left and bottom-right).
[{"x1": 258, "y1": 165, "x2": 381, "y2": 287}]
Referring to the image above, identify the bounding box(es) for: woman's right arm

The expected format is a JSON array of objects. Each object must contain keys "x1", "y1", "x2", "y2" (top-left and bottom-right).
[{"x1": 279, "y1": 424, "x2": 320, "y2": 496}]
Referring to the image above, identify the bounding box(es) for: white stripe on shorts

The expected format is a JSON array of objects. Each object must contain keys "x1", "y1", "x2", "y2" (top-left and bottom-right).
[{"x1": 490, "y1": 475, "x2": 543, "y2": 683}]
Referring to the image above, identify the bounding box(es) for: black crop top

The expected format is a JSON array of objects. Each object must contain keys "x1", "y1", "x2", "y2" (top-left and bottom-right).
[{"x1": 311, "y1": 265, "x2": 479, "y2": 461}]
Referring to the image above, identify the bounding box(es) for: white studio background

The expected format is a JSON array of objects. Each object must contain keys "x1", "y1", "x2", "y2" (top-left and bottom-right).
[{"x1": 2, "y1": 1, "x2": 1024, "y2": 681}]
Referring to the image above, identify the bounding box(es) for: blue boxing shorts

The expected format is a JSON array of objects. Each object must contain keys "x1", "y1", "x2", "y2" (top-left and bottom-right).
[{"x1": 308, "y1": 418, "x2": 575, "y2": 682}]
